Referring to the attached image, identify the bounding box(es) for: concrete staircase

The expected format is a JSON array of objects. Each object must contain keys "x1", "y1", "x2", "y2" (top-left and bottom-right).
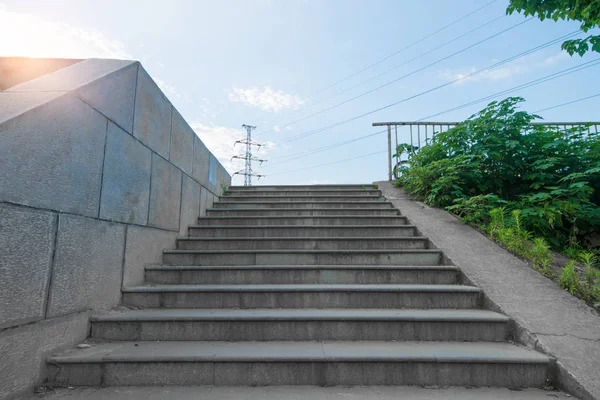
[{"x1": 46, "y1": 185, "x2": 553, "y2": 388}]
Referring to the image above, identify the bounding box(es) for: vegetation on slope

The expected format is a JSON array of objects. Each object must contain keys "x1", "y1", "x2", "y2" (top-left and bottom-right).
[{"x1": 393, "y1": 97, "x2": 600, "y2": 307}]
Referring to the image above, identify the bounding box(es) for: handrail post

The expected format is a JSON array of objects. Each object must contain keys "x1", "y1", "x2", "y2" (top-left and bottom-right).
[{"x1": 387, "y1": 124, "x2": 392, "y2": 181}]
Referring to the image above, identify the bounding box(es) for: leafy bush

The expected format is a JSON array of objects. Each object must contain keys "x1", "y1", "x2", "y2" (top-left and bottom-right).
[{"x1": 395, "y1": 97, "x2": 600, "y2": 249}]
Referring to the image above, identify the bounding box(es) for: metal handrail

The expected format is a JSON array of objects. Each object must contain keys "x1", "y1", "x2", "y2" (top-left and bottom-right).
[{"x1": 373, "y1": 121, "x2": 600, "y2": 181}]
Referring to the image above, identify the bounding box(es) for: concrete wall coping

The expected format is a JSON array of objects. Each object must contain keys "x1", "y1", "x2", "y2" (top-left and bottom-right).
[{"x1": 377, "y1": 181, "x2": 600, "y2": 400}]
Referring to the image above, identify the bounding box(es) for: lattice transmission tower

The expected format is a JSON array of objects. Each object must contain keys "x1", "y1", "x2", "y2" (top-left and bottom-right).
[{"x1": 232, "y1": 124, "x2": 266, "y2": 186}]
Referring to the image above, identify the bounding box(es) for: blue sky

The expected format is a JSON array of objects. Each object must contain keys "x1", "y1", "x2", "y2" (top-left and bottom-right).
[{"x1": 1, "y1": 0, "x2": 599, "y2": 185}]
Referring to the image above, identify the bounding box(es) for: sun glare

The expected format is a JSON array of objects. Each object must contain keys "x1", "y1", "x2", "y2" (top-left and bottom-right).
[{"x1": 0, "y1": 5, "x2": 130, "y2": 59}]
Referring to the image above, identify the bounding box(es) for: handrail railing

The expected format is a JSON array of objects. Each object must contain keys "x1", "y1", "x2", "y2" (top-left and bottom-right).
[{"x1": 373, "y1": 121, "x2": 600, "y2": 181}]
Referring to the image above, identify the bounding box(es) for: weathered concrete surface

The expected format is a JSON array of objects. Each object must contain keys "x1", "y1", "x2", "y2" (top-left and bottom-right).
[
  {"x1": 132, "y1": 66, "x2": 171, "y2": 158},
  {"x1": 0, "y1": 91, "x2": 65, "y2": 124},
  {"x1": 148, "y1": 155, "x2": 182, "y2": 231},
  {"x1": 26, "y1": 386, "x2": 576, "y2": 400},
  {"x1": 100, "y1": 122, "x2": 151, "y2": 225},
  {"x1": 192, "y1": 134, "x2": 210, "y2": 187},
  {"x1": 0, "y1": 94, "x2": 107, "y2": 217},
  {"x1": 46, "y1": 215, "x2": 125, "y2": 317},
  {"x1": 169, "y1": 109, "x2": 194, "y2": 176},
  {"x1": 0, "y1": 57, "x2": 81, "y2": 90},
  {"x1": 76, "y1": 62, "x2": 138, "y2": 133},
  {"x1": 0, "y1": 311, "x2": 89, "y2": 400},
  {"x1": 0, "y1": 57, "x2": 231, "y2": 400},
  {"x1": 122, "y1": 225, "x2": 178, "y2": 287},
  {"x1": 179, "y1": 175, "x2": 201, "y2": 236},
  {"x1": 0, "y1": 203, "x2": 56, "y2": 329},
  {"x1": 7, "y1": 59, "x2": 135, "y2": 92},
  {"x1": 378, "y1": 181, "x2": 600, "y2": 400},
  {"x1": 208, "y1": 153, "x2": 218, "y2": 192},
  {"x1": 215, "y1": 161, "x2": 230, "y2": 196},
  {"x1": 199, "y1": 185, "x2": 210, "y2": 217}
]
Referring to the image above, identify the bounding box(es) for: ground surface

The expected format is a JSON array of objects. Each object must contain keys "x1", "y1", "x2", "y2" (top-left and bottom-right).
[{"x1": 28, "y1": 386, "x2": 575, "y2": 399}]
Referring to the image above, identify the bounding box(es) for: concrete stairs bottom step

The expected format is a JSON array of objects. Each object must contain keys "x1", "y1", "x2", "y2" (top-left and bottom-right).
[
  {"x1": 30, "y1": 386, "x2": 575, "y2": 399},
  {"x1": 90, "y1": 308, "x2": 510, "y2": 342},
  {"x1": 46, "y1": 341, "x2": 553, "y2": 387},
  {"x1": 145, "y1": 265, "x2": 460, "y2": 285},
  {"x1": 121, "y1": 284, "x2": 481, "y2": 309}
]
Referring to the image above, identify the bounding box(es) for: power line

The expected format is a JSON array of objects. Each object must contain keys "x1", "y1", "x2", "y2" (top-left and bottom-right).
[
  {"x1": 267, "y1": 58, "x2": 599, "y2": 176},
  {"x1": 419, "y1": 58, "x2": 600, "y2": 120},
  {"x1": 259, "y1": 18, "x2": 532, "y2": 139},
  {"x1": 298, "y1": 0, "x2": 500, "y2": 99},
  {"x1": 266, "y1": 35, "x2": 583, "y2": 170},
  {"x1": 258, "y1": 0, "x2": 500, "y2": 131},
  {"x1": 533, "y1": 93, "x2": 600, "y2": 113},
  {"x1": 266, "y1": 129, "x2": 387, "y2": 166},
  {"x1": 256, "y1": 14, "x2": 506, "y2": 138},
  {"x1": 280, "y1": 30, "x2": 580, "y2": 144},
  {"x1": 268, "y1": 150, "x2": 388, "y2": 177}
]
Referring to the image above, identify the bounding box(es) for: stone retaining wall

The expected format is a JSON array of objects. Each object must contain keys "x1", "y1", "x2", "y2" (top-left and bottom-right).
[{"x1": 0, "y1": 59, "x2": 230, "y2": 399}]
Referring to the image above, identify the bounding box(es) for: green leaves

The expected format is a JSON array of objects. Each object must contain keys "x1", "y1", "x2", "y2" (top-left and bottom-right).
[
  {"x1": 507, "y1": 0, "x2": 600, "y2": 56},
  {"x1": 394, "y1": 96, "x2": 600, "y2": 249}
]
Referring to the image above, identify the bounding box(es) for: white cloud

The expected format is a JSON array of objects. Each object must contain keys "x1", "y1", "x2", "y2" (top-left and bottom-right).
[
  {"x1": 438, "y1": 63, "x2": 528, "y2": 85},
  {"x1": 542, "y1": 52, "x2": 570, "y2": 66},
  {"x1": 154, "y1": 77, "x2": 181, "y2": 99},
  {"x1": 0, "y1": 6, "x2": 130, "y2": 59},
  {"x1": 437, "y1": 51, "x2": 571, "y2": 86},
  {"x1": 228, "y1": 86, "x2": 305, "y2": 112}
]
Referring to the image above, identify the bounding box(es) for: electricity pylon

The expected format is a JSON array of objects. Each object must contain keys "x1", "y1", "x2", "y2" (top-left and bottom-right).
[{"x1": 232, "y1": 124, "x2": 266, "y2": 186}]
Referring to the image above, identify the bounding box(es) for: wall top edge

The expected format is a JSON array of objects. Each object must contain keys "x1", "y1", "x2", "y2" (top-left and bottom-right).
[{"x1": 6, "y1": 59, "x2": 139, "y2": 93}]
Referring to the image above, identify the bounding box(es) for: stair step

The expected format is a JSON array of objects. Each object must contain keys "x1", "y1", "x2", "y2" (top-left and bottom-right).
[
  {"x1": 196, "y1": 216, "x2": 409, "y2": 226},
  {"x1": 177, "y1": 237, "x2": 429, "y2": 251},
  {"x1": 145, "y1": 265, "x2": 460, "y2": 285},
  {"x1": 122, "y1": 284, "x2": 480, "y2": 309},
  {"x1": 162, "y1": 249, "x2": 442, "y2": 266},
  {"x1": 206, "y1": 208, "x2": 401, "y2": 216},
  {"x1": 229, "y1": 184, "x2": 377, "y2": 190},
  {"x1": 227, "y1": 190, "x2": 382, "y2": 197},
  {"x1": 47, "y1": 341, "x2": 552, "y2": 387},
  {"x1": 213, "y1": 201, "x2": 394, "y2": 209},
  {"x1": 90, "y1": 308, "x2": 509, "y2": 341},
  {"x1": 219, "y1": 196, "x2": 385, "y2": 203},
  {"x1": 189, "y1": 225, "x2": 417, "y2": 237}
]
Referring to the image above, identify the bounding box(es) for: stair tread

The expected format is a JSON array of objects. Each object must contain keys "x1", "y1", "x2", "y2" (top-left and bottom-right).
[
  {"x1": 199, "y1": 216, "x2": 405, "y2": 219},
  {"x1": 48, "y1": 341, "x2": 551, "y2": 364},
  {"x1": 215, "y1": 201, "x2": 392, "y2": 204},
  {"x1": 177, "y1": 236, "x2": 427, "y2": 241},
  {"x1": 122, "y1": 284, "x2": 480, "y2": 292},
  {"x1": 92, "y1": 308, "x2": 508, "y2": 322},
  {"x1": 189, "y1": 225, "x2": 413, "y2": 228},
  {"x1": 207, "y1": 208, "x2": 399, "y2": 213},
  {"x1": 164, "y1": 249, "x2": 440, "y2": 254},
  {"x1": 222, "y1": 195, "x2": 383, "y2": 198},
  {"x1": 146, "y1": 264, "x2": 458, "y2": 270}
]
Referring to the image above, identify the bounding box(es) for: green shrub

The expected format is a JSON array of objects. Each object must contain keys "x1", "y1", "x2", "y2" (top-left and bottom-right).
[
  {"x1": 395, "y1": 97, "x2": 600, "y2": 249},
  {"x1": 559, "y1": 261, "x2": 583, "y2": 297}
]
